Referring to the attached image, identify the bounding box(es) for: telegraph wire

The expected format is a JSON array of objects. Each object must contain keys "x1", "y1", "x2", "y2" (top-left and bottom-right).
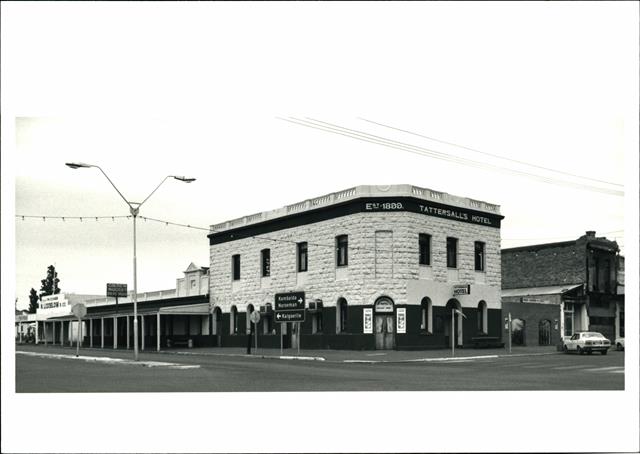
[
  {"x1": 301, "y1": 117, "x2": 624, "y2": 196},
  {"x1": 278, "y1": 117, "x2": 623, "y2": 197},
  {"x1": 358, "y1": 117, "x2": 623, "y2": 188}
]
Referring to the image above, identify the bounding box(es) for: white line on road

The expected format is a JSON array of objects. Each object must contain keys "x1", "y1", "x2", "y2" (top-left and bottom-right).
[
  {"x1": 16, "y1": 351, "x2": 200, "y2": 369},
  {"x1": 582, "y1": 366, "x2": 625, "y2": 373},
  {"x1": 552, "y1": 365, "x2": 587, "y2": 370}
]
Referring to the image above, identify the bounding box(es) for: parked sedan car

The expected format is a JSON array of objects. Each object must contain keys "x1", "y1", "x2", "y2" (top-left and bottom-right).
[
  {"x1": 615, "y1": 337, "x2": 625, "y2": 351},
  {"x1": 563, "y1": 332, "x2": 611, "y2": 355}
]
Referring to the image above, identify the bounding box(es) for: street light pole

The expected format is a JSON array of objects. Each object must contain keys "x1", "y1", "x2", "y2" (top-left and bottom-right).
[{"x1": 66, "y1": 162, "x2": 195, "y2": 361}]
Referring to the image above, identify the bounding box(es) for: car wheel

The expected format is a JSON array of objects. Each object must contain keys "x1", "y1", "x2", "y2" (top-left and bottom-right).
[
  {"x1": 617, "y1": 343, "x2": 623, "y2": 351},
  {"x1": 601, "y1": 350, "x2": 608, "y2": 355},
  {"x1": 577, "y1": 346, "x2": 584, "y2": 355}
]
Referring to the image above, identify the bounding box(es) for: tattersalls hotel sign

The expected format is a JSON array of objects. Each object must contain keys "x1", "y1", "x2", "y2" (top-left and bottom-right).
[{"x1": 363, "y1": 198, "x2": 501, "y2": 228}]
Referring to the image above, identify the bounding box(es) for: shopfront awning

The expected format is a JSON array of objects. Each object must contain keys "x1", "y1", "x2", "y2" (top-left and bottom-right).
[
  {"x1": 158, "y1": 303, "x2": 210, "y2": 315},
  {"x1": 501, "y1": 284, "x2": 582, "y2": 298}
]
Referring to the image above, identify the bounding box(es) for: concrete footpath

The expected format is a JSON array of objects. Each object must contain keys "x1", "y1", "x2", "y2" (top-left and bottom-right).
[{"x1": 16, "y1": 343, "x2": 561, "y2": 364}]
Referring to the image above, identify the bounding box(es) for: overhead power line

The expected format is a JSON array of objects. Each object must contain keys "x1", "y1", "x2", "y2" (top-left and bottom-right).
[
  {"x1": 278, "y1": 117, "x2": 623, "y2": 197},
  {"x1": 358, "y1": 117, "x2": 623, "y2": 188}
]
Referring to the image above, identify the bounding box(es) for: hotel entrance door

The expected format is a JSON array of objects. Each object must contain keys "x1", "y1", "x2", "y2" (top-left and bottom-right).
[{"x1": 374, "y1": 297, "x2": 395, "y2": 350}]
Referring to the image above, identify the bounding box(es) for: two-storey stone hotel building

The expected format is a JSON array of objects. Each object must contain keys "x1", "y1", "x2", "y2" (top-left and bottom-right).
[{"x1": 208, "y1": 185, "x2": 504, "y2": 350}]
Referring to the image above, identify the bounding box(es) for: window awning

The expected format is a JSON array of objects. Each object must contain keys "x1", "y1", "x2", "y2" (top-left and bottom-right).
[{"x1": 501, "y1": 284, "x2": 582, "y2": 298}]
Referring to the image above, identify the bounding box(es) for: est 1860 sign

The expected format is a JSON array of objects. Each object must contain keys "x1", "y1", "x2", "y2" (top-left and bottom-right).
[{"x1": 274, "y1": 292, "x2": 306, "y2": 323}]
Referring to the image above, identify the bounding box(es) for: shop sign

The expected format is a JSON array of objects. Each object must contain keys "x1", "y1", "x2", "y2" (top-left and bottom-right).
[
  {"x1": 375, "y1": 299, "x2": 394, "y2": 313},
  {"x1": 521, "y1": 297, "x2": 542, "y2": 303},
  {"x1": 396, "y1": 308, "x2": 406, "y2": 334},
  {"x1": 453, "y1": 284, "x2": 471, "y2": 296},
  {"x1": 107, "y1": 283, "x2": 128, "y2": 298},
  {"x1": 40, "y1": 294, "x2": 67, "y2": 310},
  {"x1": 363, "y1": 308, "x2": 373, "y2": 334}
]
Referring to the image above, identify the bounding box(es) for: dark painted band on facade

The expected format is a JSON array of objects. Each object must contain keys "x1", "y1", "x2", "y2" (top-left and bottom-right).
[{"x1": 209, "y1": 197, "x2": 504, "y2": 245}]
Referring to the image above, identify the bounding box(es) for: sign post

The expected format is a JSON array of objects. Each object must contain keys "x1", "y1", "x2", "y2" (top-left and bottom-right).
[
  {"x1": 107, "y1": 283, "x2": 128, "y2": 316},
  {"x1": 71, "y1": 303, "x2": 87, "y2": 357},
  {"x1": 274, "y1": 292, "x2": 306, "y2": 354},
  {"x1": 249, "y1": 310, "x2": 260, "y2": 354},
  {"x1": 451, "y1": 308, "x2": 467, "y2": 358},
  {"x1": 508, "y1": 312, "x2": 512, "y2": 354},
  {"x1": 451, "y1": 308, "x2": 455, "y2": 358}
]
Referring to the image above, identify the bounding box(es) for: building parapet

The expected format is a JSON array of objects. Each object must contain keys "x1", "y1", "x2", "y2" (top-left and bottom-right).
[
  {"x1": 84, "y1": 289, "x2": 177, "y2": 307},
  {"x1": 209, "y1": 184, "x2": 501, "y2": 233}
]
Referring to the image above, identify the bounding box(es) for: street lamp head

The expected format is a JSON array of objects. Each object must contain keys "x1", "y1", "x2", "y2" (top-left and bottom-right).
[
  {"x1": 65, "y1": 162, "x2": 93, "y2": 169},
  {"x1": 172, "y1": 176, "x2": 196, "y2": 183}
]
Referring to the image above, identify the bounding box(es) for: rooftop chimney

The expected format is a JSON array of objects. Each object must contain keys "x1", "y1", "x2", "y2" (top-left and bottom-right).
[{"x1": 585, "y1": 230, "x2": 596, "y2": 237}]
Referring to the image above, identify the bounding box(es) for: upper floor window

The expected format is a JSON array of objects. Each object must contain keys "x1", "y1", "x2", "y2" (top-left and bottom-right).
[
  {"x1": 446, "y1": 237, "x2": 458, "y2": 268},
  {"x1": 336, "y1": 235, "x2": 348, "y2": 267},
  {"x1": 297, "y1": 242, "x2": 308, "y2": 273},
  {"x1": 474, "y1": 241, "x2": 485, "y2": 271},
  {"x1": 419, "y1": 234, "x2": 431, "y2": 266},
  {"x1": 261, "y1": 249, "x2": 271, "y2": 277},
  {"x1": 232, "y1": 254, "x2": 241, "y2": 281},
  {"x1": 190, "y1": 279, "x2": 196, "y2": 288}
]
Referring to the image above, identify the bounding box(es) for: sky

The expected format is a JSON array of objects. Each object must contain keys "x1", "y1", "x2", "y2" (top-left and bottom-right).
[{"x1": 2, "y1": 2, "x2": 638, "y2": 453}]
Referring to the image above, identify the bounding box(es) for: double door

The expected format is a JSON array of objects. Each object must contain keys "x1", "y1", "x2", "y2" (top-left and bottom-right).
[{"x1": 375, "y1": 314, "x2": 395, "y2": 350}]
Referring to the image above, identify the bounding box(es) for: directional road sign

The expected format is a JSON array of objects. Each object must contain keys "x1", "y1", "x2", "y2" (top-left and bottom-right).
[
  {"x1": 274, "y1": 292, "x2": 305, "y2": 323},
  {"x1": 275, "y1": 310, "x2": 305, "y2": 322},
  {"x1": 274, "y1": 292, "x2": 305, "y2": 311}
]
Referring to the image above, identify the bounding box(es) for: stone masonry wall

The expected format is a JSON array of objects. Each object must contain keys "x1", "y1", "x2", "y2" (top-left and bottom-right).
[{"x1": 209, "y1": 211, "x2": 501, "y2": 313}]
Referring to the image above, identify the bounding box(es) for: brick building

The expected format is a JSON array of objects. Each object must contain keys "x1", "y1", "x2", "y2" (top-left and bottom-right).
[
  {"x1": 207, "y1": 184, "x2": 504, "y2": 350},
  {"x1": 501, "y1": 231, "x2": 624, "y2": 347}
]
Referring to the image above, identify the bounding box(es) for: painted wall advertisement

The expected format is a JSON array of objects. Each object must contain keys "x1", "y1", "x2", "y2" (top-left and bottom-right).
[{"x1": 363, "y1": 308, "x2": 373, "y2": 334}]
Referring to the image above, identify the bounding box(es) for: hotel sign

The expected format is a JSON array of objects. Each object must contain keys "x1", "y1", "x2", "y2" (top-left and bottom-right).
[
  {"x1": 453, "y1": 284, "x2": 471, "y2": 296},
  {"x1": 363, "y1": 198, "x2": 501, "y2": 228}
]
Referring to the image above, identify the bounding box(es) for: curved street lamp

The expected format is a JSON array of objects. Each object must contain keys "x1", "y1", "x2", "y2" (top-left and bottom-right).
[{"x1": 66, "y1": 162, "x2": 195, "y2": 361}]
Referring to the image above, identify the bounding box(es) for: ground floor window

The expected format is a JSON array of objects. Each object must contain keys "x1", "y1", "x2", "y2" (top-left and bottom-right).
[
  {"x1": 230, "y1": 306, "x2": 238, "y2": 334},
  {"x1": 538, "y1": 319, "x2": 551, "y2": 345},
  {"x1": 337, "y1": 298, "x2": 348, "y2": 333},
  {"x1": 511, "y1": 318, "x2": 525, "y2": 345},
  {"x1": 477, "y1": 300, "x2": 487, "y2": 334},
  {"x1": 620, "y1": 311, "x2": 625, "y2": 337},
  {"x1": 421, "y1": 297, "x2": 432, "y2": 333}
]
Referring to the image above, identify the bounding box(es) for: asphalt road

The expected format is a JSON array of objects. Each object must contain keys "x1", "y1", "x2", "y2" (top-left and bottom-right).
[{"x1": 15, "y1": 346, "x2": 624, "y2": 392}]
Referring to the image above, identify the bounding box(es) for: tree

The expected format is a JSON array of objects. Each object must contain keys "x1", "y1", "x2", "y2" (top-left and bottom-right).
[
  {"x1": 28, "y1": 288, "x2": 39, "y2": 314},
  {"x1": 39, "y1": 264, "x2": 61, "y2": 300}
]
